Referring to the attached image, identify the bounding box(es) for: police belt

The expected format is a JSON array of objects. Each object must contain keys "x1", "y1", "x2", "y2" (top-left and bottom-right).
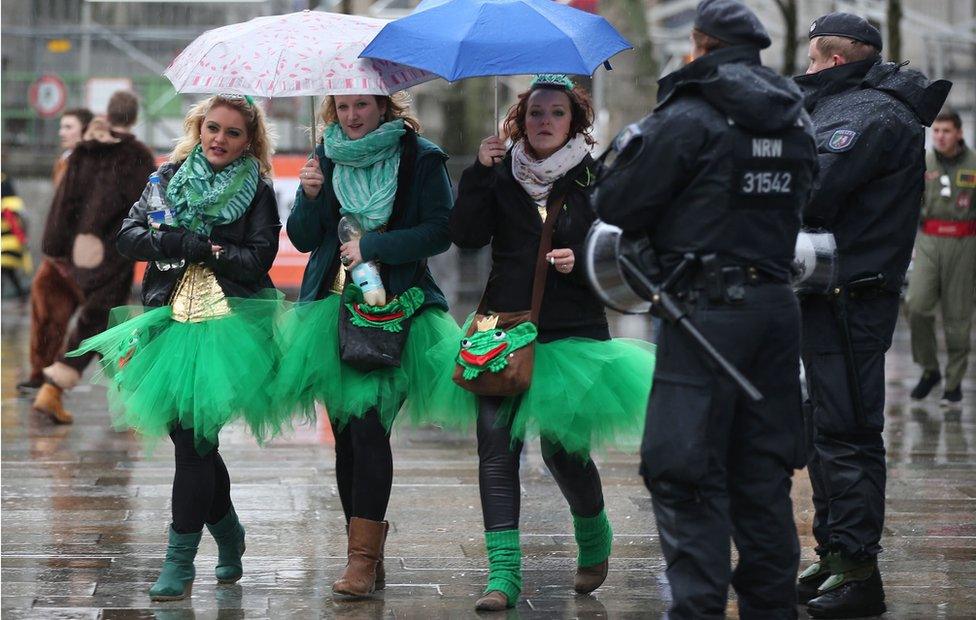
[
  {"x1": 922, "y1": 219, "x2": 976, "y2": 238},
  {"x1": 678, "y1": 263, "x2": 784, "y2": 304}
]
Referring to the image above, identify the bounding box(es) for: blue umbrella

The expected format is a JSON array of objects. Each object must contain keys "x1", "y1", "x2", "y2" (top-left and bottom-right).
[{"x1": 359, "y1": 0, "x2": 632, "y2": 81}]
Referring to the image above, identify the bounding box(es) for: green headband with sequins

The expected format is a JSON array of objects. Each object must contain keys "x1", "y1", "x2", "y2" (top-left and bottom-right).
[
  {"x1": 217, "y1": 93, "x2": 255, "y2": 107},
  {"x1": 530, "y1": 74, "x2": 575, "y2": 90}
]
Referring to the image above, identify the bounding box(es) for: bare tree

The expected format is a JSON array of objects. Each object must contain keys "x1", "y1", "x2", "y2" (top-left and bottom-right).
[
  {"x1": 773, "y1": 0, "x2": 799, "y2": 76},
  {"x1": 887, "y1": 0, "x2": 903, "y2": 63}
]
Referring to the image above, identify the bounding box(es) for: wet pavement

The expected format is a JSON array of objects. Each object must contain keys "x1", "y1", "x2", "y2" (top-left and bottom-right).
[{"x1": 2, "y1": 296, "x2": 974, "y2": 619}]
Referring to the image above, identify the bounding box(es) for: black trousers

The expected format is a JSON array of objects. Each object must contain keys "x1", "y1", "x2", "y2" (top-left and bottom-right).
[
  {"x1": 641, "y1": 284, "x2": 804, "y2": 620},
  {"x1": 332, "y1": 410, "x2": 393, "y2": 523},
  {"x1": 477, "y1": 395, "x2": 604, "y2": 532},
  {"x1": 801, "y1": 293, "x2": 897, "y2": 561},
  {"x1": 169, "y1": 426, "x2": 232, "y2": 534}
]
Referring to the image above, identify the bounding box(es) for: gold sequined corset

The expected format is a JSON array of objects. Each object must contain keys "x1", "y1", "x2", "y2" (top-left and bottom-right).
[{"x1": 169, "y1": 264, "x2": 231, "y2": 323}]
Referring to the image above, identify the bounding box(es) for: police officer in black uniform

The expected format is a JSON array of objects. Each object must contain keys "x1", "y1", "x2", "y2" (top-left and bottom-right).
[
  {"x1": 593, "y1": 1, "x2": 817, "y2": 617},
  {"x1": 793, "y1": 13, "x2": 951, "y2": 619}
]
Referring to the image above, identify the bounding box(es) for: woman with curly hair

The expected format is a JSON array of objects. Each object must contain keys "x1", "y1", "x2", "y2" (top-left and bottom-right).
[
  {"x1": 276, "y1": 90, "x2": 457, "y2": 598},
  {"x1": 431, "y1": 75, "x2": 655, "y2": 610},
  {"x1": 70, "y1": 94, "x2": 287, "y2": 601}
]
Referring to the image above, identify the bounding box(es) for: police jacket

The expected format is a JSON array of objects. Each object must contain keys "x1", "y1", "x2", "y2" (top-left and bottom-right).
[
  {"x1": 794, "y1": 59, "x2": 951, "y2": 293},
  {"x1": 452, "y1": 152, "x2": 609, "y2": 338},
  {"x1": 594, "y1": 46, "x2": 817, "y2": 283},
  {"x1": 117, "y1": 161, "x2": 280, "y2": 307}
]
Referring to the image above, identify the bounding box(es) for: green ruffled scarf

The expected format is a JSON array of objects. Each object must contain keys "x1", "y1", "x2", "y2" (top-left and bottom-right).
[
  {"x1": 166, "y1": 144, "x2": 259, "y2": 235},
  {"x1": 323, "y1": 119, "x2": 405, "y2": 232}
]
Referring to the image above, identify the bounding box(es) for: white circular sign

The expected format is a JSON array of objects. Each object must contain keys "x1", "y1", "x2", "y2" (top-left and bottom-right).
[{"x1": 29, "y1": 75, "x2": 68, "y2": 118}]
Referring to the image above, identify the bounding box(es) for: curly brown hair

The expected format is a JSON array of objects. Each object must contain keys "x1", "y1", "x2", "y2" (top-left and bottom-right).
[
  {"x1": 318, "y1": 92, "x2": 421, "y2": 140},
  {"x1": 503, "y1": 81, "x2": 596, "y2": 153}
]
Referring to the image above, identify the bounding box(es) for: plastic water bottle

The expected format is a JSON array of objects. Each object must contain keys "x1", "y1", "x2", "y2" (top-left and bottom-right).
[
  {"x1": 338, "y1": 216, "x2": 386, "y2": 306},
  {"x1": 145, "y1": 174, "x2": 185, "y2": 271}
]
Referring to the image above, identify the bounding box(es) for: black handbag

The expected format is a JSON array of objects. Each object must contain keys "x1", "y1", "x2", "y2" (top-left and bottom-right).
[{"x1": 338, "y1": 279, "x2": 425, "y2": 372}]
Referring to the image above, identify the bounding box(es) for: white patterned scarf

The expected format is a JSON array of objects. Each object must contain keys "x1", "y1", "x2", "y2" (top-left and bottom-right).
[{"x1": 510, "y1": 135, "x2": 589, "y2": 206}]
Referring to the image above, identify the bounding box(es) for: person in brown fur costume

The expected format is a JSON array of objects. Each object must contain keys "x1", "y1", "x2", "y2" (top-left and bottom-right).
[
  {"x1": 18, "y1": 108, "x2": 93, "y2": 392},
  {"x1": 32, "y1": 91, "x2": 155, "y2": 424}
]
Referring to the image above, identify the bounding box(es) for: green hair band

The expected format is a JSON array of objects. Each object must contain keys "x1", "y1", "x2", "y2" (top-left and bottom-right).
[
  {"x1": 531, "y1": 74, "x2": 575, "y2": 90},
  {"x1": 216, "y1": 93, "x2": 255, "y2": 107}
]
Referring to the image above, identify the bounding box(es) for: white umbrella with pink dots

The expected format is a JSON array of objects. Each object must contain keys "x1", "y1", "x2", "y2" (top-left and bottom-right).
[{"x1": 163, "y1": 9, "x2": 434, "y2": 147}]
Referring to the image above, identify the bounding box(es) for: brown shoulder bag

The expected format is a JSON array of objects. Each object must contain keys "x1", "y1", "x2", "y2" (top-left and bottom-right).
[{"x1": 451, "y1": 194, "x2": 563, "y2": 396}]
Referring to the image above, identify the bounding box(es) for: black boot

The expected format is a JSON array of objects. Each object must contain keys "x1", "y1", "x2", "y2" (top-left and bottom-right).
[
  {"x1": 910, "y1": 370, "x2": 941, "y2": 400},
  {"x1": 797, "y1": 556, "x2": 831, "y2": 604},
  {"x1": 806, "y1": 561, "x2": 886, "y2": 619},
  {"x1": 940, "y1": 386, "x2": 962, "y2": 408}
]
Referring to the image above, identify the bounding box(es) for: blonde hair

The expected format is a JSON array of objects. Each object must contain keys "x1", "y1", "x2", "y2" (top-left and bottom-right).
[
  {"x1": 814, "y1": 36, "x2": 880, "y2": 64},
  {"x1": 317, "y1": 92, "x2": 421, "y2": 141},
  {"x1": 170, "y1": 95, "x2": 275, "y2": 177}
]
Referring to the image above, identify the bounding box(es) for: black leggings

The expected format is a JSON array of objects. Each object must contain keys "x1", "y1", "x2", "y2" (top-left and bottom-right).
[
  {"x1": 477, "y1": 396, "x2": 605, "y2": 531},
  {"x1": 169, "y1": 426, "x2": 232, "y2": 534},
  {"x1": 333, "y1": 410, "x2": 393, "y2": 523}
]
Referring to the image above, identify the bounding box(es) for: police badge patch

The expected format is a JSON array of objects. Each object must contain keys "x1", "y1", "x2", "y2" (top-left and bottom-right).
[{"x1": 826, "y1": 129, "x2": 858, "y2": 152}]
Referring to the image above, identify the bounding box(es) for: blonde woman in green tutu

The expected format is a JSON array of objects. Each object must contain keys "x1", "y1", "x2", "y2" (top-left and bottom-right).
[
  {"x1": 275, "y1": 91, "x2": 458, "y2": 598},
  {"x1": 70, "y1": 94, "x2": 286, "y2": 601},
  {"x1": 431, "y1": 75, "x2": 656, "y2": 611}
]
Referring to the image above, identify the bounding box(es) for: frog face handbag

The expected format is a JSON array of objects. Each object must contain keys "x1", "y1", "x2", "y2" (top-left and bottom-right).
[{"x1": 452, "y1": 194, "x2": 563, "y2": 396}]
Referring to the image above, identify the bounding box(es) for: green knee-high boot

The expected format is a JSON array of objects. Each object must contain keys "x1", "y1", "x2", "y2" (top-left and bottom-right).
[
  {"x1": 573, "y1": 509, "x2": 612, "y2": 594},
  {"x1": 207, "y1": 506, "x2": 246, "y2": 584},
  {"x1": 149, "y1": 526, "x2": 202, "y2": 601},
  {"x1": 476, "y1": 529, "x2": 522, "y2": 611}
]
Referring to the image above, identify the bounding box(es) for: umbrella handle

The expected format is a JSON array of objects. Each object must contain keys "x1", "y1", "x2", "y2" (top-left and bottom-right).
[
  {"x1": 309, "y1": 95, "x2": 317, "y2": 151},
  {"x1": 494, "y1": 76, "x2": 499, "y2": 137}
]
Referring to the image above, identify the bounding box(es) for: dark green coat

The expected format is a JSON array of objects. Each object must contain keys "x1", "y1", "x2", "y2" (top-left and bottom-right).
[{"x1": 287, "y1": 130, "x2": 452, "y2": 308}]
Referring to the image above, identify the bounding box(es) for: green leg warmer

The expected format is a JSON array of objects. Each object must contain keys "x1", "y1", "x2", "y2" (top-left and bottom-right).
[
  {"x1": 206, "y1": 506, "x2": 245, "y2": 583},
  {"x1": 149, "y1": 526, "x2": 202, "y2": 600},
  {"x1": 484, "y1": 529, "x2": 522, "y2": 606},
  {"x1": 573, "y1": 509, "x2": 613, "y2": 568}
]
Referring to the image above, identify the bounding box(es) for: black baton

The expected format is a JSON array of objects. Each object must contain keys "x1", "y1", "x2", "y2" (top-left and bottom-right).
[{"x1": 828, "y1": 273, "x2": 885, "y2": 428}]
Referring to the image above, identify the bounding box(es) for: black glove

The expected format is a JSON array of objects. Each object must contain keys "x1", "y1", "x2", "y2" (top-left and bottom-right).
[{"x1": 160, "y1": 229, "x2": 212, "y2": 262}]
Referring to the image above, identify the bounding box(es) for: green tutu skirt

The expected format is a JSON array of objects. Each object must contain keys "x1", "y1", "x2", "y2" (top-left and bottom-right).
[
  {"x1": 69, "y1": 295, "x2": 291, "y2": 449},
  {"x1": 273, "y1": 294, "x2": 463, "y2": 431},
  {"x1": 424, "y1": 326, "x2": 656, "y2": 456}
]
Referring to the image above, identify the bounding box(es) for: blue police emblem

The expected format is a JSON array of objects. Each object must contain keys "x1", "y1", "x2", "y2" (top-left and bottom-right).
[{"x1": 827, "y1": 129, "x2": 858, "y2": 152}]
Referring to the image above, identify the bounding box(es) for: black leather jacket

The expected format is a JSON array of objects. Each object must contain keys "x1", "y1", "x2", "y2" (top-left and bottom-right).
[{"x1": 117, "y1": 161, "x2": 281, "y2": 307}]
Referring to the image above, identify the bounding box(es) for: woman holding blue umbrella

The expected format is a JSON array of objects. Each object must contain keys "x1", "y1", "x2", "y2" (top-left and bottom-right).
[
  {"x1": 436, "y1": 75, "x2": 655, "y2": 610},
  {"x1": 277, "y1": 91, "x2": 458, "y2": 598}
]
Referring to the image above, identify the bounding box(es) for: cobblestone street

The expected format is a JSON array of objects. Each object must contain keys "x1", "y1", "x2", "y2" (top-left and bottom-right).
[{"x1": 2, "y1": 300, "x2": 974, "y2": 618}]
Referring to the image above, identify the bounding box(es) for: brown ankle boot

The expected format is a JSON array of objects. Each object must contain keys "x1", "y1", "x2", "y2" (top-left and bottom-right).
[
  {"x1": 375, "y1": 521, "x2": 389, "y2": 590},
  {"x1": 33, "y1": 383, "x2": 73, "y2": 424},
  {"x1": 475, "y1": 591, "x2": 510, "y2": 611},
  {"x1": 574, "y1": 558, "x2": 609, "y2": 594},
  {"x1": 332, "y1": 517, "x2": 385, "y2": 597}
]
